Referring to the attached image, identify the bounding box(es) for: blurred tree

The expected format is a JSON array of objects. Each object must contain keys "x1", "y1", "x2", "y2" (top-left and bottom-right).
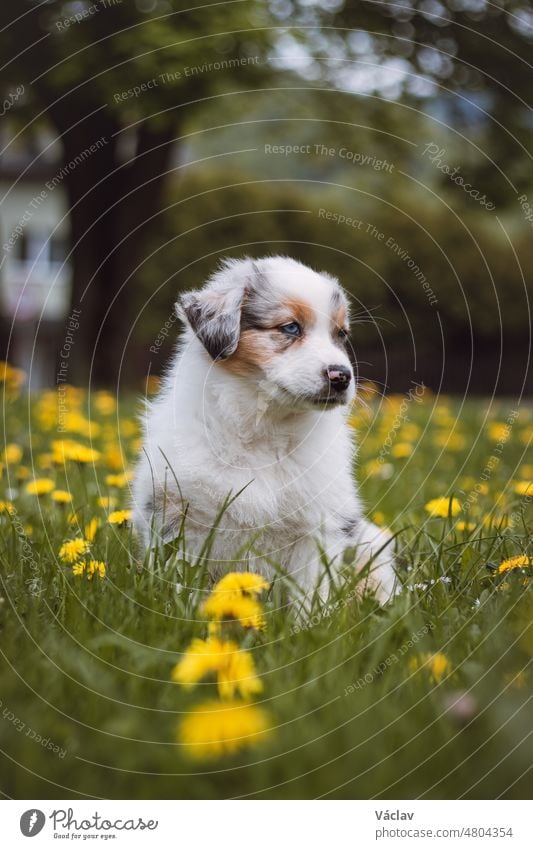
[
  {"x1": 292, "y1": 0, "x2": 533, "y2": 199},
  {"x1": 0, "y1": 0, "x2": 275, "y2": 383},
  {"x1": 140, "y1": 166, "x2": 531, "y2": 352},
  {"x1": 1, "y1": 1, "x2": 530, "y2": 387}
]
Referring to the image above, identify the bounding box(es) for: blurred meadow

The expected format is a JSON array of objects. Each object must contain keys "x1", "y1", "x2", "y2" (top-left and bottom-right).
[{"x1": 0, "y1": 372, "x2": 531, "y2": 798}]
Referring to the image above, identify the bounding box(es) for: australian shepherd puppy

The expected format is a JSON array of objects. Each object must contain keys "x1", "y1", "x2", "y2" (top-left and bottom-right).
[{"x1": 132, "y1": 256, "x2": 396, "y2": 602}]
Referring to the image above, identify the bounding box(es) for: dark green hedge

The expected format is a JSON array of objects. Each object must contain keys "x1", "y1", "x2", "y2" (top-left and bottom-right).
[{"x1": 134, "y1": 168, "x2": 531, "y2": 391}]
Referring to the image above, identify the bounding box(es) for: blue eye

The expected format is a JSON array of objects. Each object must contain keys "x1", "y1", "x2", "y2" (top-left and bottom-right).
[{"x1": 280, "y1": 321, "x2": 302, "y2": 337}]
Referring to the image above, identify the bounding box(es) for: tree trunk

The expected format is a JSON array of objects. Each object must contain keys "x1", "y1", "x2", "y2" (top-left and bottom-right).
[{"x1": 57, "y1": 114, "x2": 177, "y2": 388}]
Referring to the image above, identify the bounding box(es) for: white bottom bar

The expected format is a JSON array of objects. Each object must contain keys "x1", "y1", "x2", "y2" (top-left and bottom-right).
[{"x1": 2, "y1": 800, "x2": 531, "y2": 848}]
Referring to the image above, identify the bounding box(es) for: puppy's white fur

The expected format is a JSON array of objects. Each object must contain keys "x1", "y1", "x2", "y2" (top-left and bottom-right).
[{"x1": 132, "y1": 256, "x2": 395, "y2": 601}]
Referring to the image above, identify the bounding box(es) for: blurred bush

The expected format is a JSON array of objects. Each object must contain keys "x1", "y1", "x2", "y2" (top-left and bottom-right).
[{"x1": 135, "y1": 167, "x2": 531, "y2": 392}]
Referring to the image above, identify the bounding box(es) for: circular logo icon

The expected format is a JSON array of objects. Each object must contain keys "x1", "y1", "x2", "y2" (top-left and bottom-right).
[{"x1": 20, "y1": 810, "x2": 46, "y2": 837}]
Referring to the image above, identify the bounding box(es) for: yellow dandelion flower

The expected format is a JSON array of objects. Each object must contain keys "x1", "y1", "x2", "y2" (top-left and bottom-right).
[
  {"x1": 93, "y1": 391, "x2": 116, "y2": 415},
  {"x1": 391, "y1": 442, "x2": 413, "y2": 459},
  {"x1": 424, "y1": 496, "x2": 461, "y2": 518},
  {"x1": 171, "y1": 638, "x2": 235, "y2": 687},
  {"x1": 26, "y1": 477, "x2": 55, "y2": 496},
  {"x1": 119, "y1": 419, "x2": 138, "y2": 438},
  {"x1": 401, "y1": 423, "x2": 421, "y2": 441},
  {"x1": 16, "y1": 465, "x2": 30, "y2": 480},
  {"x1": 108, "y1": 509, "x2": 131, "y2": 526},
  {"x1": 514, "y1": 481, "x2": 532, "y2": 496},
  {"x1": 462, "y1": 482, "x2": 488, "y2": 497},
  {"x1": 217, "y1": 653, "x2": 262, "y2": 700},
  {"x1": 51, "y1": 440, "x2": 100, "y2": 465},
  {"x1": 105, "y1": 473, "x2": 129, "y2": 488},
  {"x1": 62, "y1": 385, "x2": 85, "y2": 407},
  {"x1": 433, "y1": 403, "x2": 453, "y2": 416},
  {"x1": 202, "y1": 593, "x2": 265, "y2": 630},
  {"x1": 433, "y1": 431, "x2": 466, "y2": 451},
  {"x1": 385, "y1": 394, "x2": 408, "y2": 413},
  {"x1": 67, "y1": 444, "x2": 100, "y2": 464},
  {"x1": 212, "y1": 572, "x2": 269, "y2": 598},
  {"x1": 71, "y1": 559, "x2": 106, "y2": 579},
  {"x1": 362, "y1": 459, "x2": 384, "y2": 477},
  {"x1": 97, "y1": 495, "x2": 117, "y2": 510},
  {"x1": 487, "y1": 422, "x2": 510, "y2": 442},
  {"x1": 59, "y1": 538, "x2": 90, "y2": 563},
  {"x1": 63, "y1": 411, "x2": 100, "y2": 439},
  {"x1": 410, "y1": 652, "x2": 451, "y2": 683},
  {"x1": 372, "y1": 511, "x2": 385, "y2": 526},
  {"x1": 51, "y1": 490, "x2": 73, "y2": 504},
  {"x1": 171, "y1": 637, "x2": 262, "y2": 700},
  {"x1": 408, "y1": 656, "x2": 419, "y2": 674},
  {"x1": 3, "y1": 443, "x2": 22, "y2": 465},
  {"x1": 0, "y1": 361, "x2": 25, "y2": 397},
  {"x1": 0, "y1": 500, "x2": 15, "y2": 515},
  {"x1": 85, "y1": 517, "x2": 100, "y2": 541},
  {"x1": 498, "y1": 555, "x2": 533, "y2": 574},
  {"x1": 86, "y1": 560, "x2": 106, "y2": 579},
  {"x1": 50, "y1": 439, "x2": 69, "y2": 463},
  {"x1": 178, "y1": 699, "x2": 272, "y2": 760},
  {"x1": 37, "y1": 453, "x2": 53, "y2": 469},
  {"x1": 456, "y1": 520, "x2": 476, "y2": 532},
  {"x1": 428, "y1": 653, "x2": 451, "y2": 683},
  {"x1": 103, "y1": 445, "x2": 127, "y2": 471}
]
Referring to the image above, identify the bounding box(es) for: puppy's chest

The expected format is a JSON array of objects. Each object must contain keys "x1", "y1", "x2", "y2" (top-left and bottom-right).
[{"x1": 244, "y1": 448, "x2": 352, "y2": 527}]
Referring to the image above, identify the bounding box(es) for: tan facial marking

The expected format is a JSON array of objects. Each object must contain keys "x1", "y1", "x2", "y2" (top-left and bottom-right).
[
  {"x1": 332, "y1": 303, "x2": 348, "y2": 333},
  {"x1": 284, "y1": 297, "x2": 316, "y2": 329},
  {"x1": 220, "y1": 329, "x2": 277, "y2": 376},
  {"x1": 220, "y1": 297, "x2": 316, "y2": 375}
]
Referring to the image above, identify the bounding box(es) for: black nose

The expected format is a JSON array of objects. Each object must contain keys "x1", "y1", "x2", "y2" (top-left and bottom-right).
[{"x1": 325, "y1": 364, "x2": 352, "y2": 391}]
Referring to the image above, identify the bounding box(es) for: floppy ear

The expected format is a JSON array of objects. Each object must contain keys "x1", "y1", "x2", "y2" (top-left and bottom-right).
[{"x1": 176, "y1": 285, "x2": 245, "y2": 361}]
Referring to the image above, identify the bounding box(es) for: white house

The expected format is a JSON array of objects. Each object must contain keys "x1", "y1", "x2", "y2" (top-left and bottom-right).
[{"x1": 0, "y1": 126, "x2": 72, "y2": 386}]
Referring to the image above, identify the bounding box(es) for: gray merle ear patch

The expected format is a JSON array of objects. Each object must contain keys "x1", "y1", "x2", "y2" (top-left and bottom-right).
[{"x1": 177, "y1": 288, "x2": 244, "y2": 361}]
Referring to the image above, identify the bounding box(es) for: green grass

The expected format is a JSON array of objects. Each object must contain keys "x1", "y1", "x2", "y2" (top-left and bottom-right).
[{"x1": 0, "y1": 385, "x2": 532, "y2": 799}]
